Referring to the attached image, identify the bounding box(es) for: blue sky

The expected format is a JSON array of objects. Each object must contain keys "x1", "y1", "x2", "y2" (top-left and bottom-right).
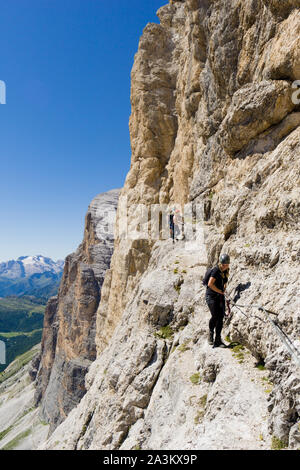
[{"x1": 0, "y1": 0, "x2": 165, "y2": 262}]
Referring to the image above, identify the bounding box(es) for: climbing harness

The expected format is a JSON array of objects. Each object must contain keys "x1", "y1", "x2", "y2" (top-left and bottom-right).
[{"x1": 225, "y1": 294, "x2": 300, "y2": 368}]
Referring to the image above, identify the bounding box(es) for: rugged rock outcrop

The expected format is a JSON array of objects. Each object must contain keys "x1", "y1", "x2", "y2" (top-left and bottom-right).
[
  {"x1": 34, "y1": 189, "x2": 120, "y2": 431},
  {"x1": 39, "y1": 0, "x2": 299, "y2": 450}
]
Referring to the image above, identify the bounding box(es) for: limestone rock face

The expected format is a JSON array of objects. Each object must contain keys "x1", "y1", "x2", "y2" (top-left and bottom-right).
[
  {"x1": 41, "y1": 0, "x2": 299, "y2": 450},
  {"x1": 0, "y1": 345, "x2": 50, "y2": 450},
  {"x1": 34, "y1": 189, "x2": 120, "y2": 431}
]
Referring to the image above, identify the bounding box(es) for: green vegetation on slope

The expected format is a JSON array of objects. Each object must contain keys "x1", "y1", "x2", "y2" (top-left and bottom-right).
[
  {"x1": 1, "y1": 428, "x2": 32, "y2": 450},
  {"x1": 0, "y1": 329, "x2": 42, "y2": 373},
  {"x1": 0, "y1": 346, "x2": 39, "y2": 384},
  {"x1": 0, "y1": 296, "x2": 45, "y2": 372},
  {"x1": 0, "y1": 296, "x2": 45, "y2": 333}
]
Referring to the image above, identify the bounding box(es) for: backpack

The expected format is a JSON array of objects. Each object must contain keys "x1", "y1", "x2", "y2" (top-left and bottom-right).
[{"x1": 202, "y1": 267, "x2": 213, "y2": 286}]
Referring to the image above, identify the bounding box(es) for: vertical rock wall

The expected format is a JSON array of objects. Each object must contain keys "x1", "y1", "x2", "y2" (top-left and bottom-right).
[{"x1": 34, "y1": 189, "x2": 120, "y2": 430}]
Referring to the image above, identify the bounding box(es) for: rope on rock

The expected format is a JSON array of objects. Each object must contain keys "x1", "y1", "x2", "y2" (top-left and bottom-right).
[{"x1": 225, "y1": 295, "x2": 300, "y2": 368}]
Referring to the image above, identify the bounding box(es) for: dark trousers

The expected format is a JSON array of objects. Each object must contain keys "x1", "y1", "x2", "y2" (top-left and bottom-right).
[
  {"x1": 170, "y1": 224, "x2": 180, "y2": 240},
  {"x1": 170, "y1": 223, "x2": 174, "y2": 240},
  {"x1": 206, "y1": 296, "x2": 225, "y2": 338}
]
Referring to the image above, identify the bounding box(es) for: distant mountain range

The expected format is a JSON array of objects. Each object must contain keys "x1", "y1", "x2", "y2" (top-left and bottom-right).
[
  {"x1": 0, "y1": 255, "x2": 64, "y2": 299},
  {"x1": 0, "y1": 255, "x2": 64, "y2": 279}
]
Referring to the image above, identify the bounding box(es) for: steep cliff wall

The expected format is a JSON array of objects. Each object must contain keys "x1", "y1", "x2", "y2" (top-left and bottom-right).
[
  {"x1": 41, "y1": 0, "x2": 299, "y2": 450},
  {"x1": 34, "y1": 189, "x2": 120, "y2": 431}
]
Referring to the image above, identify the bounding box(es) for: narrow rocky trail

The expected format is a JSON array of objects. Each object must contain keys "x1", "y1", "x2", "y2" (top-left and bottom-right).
[{"x1": 120, "y1": 239, "x2": 274, "y2": 450}]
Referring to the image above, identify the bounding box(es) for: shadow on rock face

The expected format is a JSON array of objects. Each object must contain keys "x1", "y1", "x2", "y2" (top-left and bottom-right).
[{"x1": 233, "y1": 282, "x2": 251, "y2": 303}]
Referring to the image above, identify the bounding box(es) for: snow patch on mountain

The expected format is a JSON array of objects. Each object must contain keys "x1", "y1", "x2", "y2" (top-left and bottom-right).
[{"x1": 0, "y1": 256, "x2": 64, "y2": 279}]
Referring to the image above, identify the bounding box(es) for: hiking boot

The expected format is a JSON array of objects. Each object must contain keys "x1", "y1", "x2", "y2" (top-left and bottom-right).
[
  {"x1": 208, "y1": 330, "x2": 214, "y2": 345},
  {"x1": 213, "y1": 336, "x2": 227, "y2": 348}
]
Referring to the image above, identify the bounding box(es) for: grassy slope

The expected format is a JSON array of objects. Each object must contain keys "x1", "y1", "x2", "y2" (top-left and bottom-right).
[
  {"x1": 0, "y1": 296, "x2": 45, "y2": 332},
  {"x1": 0, "y1": 296, "x2": 45, "y2": 372},
  {"x1": 0, "y1": 345, "x2": 39, "y2": 384}
]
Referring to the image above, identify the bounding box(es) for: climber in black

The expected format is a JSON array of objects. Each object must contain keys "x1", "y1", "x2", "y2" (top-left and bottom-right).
[
  {"x1": 205, "y1": 253, "x2": 230, "y2": 348},
  {"x1": 169, "y1": 208, "x2": 175, "y2": 243}
]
